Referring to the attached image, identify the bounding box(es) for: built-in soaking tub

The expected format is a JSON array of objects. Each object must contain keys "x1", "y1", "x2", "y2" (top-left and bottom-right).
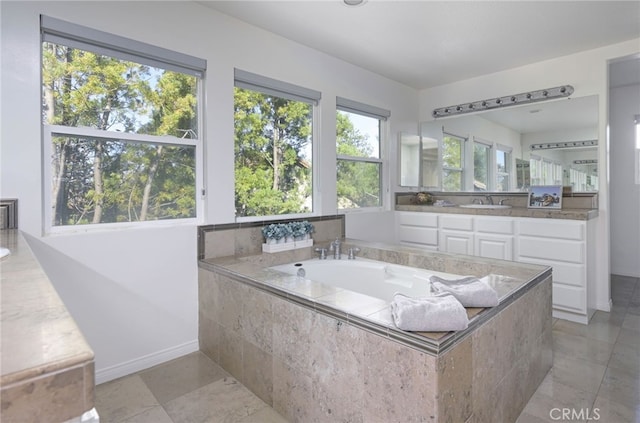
[
  {"x1": 270, "y1": 256, "x2": 466, "y2": 302},
  {"x1": 198, "y1": 239, "x2": 553, "y2": 422}
]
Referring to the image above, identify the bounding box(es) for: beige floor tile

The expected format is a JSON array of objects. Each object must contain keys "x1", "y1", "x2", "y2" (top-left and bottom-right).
[
  {"x1": 515, "y1": 411, "x2": 560, "y2": 423},
  {"x1": 596, "y1": 366, "x2": 640, "y2": 409},
  {"x1": 616, "y1": 327, "x2": 640, "y2": 348},
  {"x1": 607, "y1": 341, "x2": 640, "y2": 374},
  {"x1": 139, "y1": 351, "x2": 229, "y2": 404},
  {"x1": 164, "y1": 377, "x2": 268, "y2": 423},
  {"x1": 553, "y1": 318, "x2": 621, "y2": 344},
  {"x1": 236, "y1": 406, "x2": 289, "y2": 423},
  {"x1": 119, "y1": 406, "x2": 174, "y2": 423},
  {"x1": 95, "y1": 375, "x2": 159, "y2": 423},
  {"x1": 593, "y1": 395, "x2": 640, "y2": 423},
  {"x1": 622, "y1": 313, "x2": 640, "y2": 333},
  {"x1": 552, "y1": 331, "x2": 615, "y2": 366},
  {"x1": 520, "y1": 374, "x2": 596, "y2": 421},
  {"x1": 548, "y1": 352, "x2": 607, "y2": 395},
  {"x1": 590, "y1": 309, "x2": 626, "y2": 327}
]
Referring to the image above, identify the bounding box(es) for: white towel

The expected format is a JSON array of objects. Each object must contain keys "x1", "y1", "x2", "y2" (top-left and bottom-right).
[
  {"x1": 390, "y1": 292, "x2": 469, "y2": 332},
  {"x1": 430, "y1": 275, "x2": 499, "y2": 308}
]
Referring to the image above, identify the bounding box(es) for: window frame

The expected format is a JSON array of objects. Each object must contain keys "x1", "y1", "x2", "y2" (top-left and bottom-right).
[
  {"x1": 336, "y1": 97, "x2": 390, "y2": 212},
  {"x1": 41, "y1": 16, "x2": 205, "y2": 234},
  {"x1": 233, "y1": 69, "x2": 320, "y2": 222}
]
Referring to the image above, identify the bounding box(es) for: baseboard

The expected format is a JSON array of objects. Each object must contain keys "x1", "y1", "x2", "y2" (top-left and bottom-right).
[
  {"x1": 595, "y1": 299, "x2": 613, "y2": 313},
  {"x1": 553, "y1": 309, "x2": 588, "y2": 325},
  {"x1": 95, "y1": 340, "x2": 199, "y2": 385}
]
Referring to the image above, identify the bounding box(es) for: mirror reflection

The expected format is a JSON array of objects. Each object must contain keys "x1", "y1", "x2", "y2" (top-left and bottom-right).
[{"x1": 403, "y1": 95, "x2": 599, "y2": 192}]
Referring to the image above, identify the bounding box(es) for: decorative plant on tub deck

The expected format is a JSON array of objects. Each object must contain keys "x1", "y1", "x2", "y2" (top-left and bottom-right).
[{"x1": 262, "y1": 221, "x2": 314, "y2": 244}]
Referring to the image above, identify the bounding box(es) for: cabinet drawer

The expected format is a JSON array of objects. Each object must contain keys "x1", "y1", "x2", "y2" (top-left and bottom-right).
[
  {"x1": 553, "y1": 284, "x2": 586, "y2": 313},
  {"x1": 518, "y1": 219, "x2": 584, "y2": 240},
  {"x1": 518, "y1": 237, "x2": 584, "y2": 264},
  {"x1": 517, "y1": 257, "x2": 586, "y2": 287},
  {"x1": 476, "y1": 217, "x2": 514, "y2": 234},
  {"x1": 399, "y1": 226, "x2": 438, "y2": 246},
  {"x1": 439, "y1": 215, "x2": 473, "y2": 231},
  {"x1": 397, "y1": 212, "x2": 438, "y2": 228}
]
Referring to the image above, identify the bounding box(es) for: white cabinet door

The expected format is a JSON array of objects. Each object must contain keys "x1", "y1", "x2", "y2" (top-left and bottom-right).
[
  {"x1": 440, "y1": 230, "x2": 474, "y2": 255},
  {"x1": 475, "y1": 233, "x2": 513, "y2": 260}
]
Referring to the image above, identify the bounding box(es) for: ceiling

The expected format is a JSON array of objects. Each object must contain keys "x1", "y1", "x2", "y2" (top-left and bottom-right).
[{"x1": 198, "y1": 1, "x2": 640, "y2": 90}]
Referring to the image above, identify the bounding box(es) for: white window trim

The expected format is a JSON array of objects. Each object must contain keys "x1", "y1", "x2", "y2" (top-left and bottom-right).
[
  {"x1": 336, "y1": 98, "x2": 389, "y2": 212},
  {"x1": 41, "y1": 16, "x2": 205, "y2": 234},
  {"x1": 43, "y1": 125, "x2": 203, "y2": 234}
]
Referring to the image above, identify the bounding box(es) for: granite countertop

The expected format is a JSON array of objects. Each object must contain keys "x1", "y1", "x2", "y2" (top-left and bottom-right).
[
  {"x1": 0, "y1": 229, "x2": 95, "y2": 422},
  {"x1": 395, "y1": 204, "x2": 599, "y2": 220}
]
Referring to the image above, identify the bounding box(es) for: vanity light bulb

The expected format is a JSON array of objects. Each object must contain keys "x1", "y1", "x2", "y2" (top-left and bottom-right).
[
  {"x1": 456, "y1": 106, "x2": 462, "y2": 111},
  {"x1": 511, "y1": 96, "x2": 517, "y2": 102},
  {"x1": 496, "y1": 99, "x2": 502, "y2": 104}
]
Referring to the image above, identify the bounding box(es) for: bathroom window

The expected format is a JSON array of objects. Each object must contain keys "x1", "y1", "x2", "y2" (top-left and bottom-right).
[
  {"x1": 473, "y1": 139, "x2": 491, "y2": 191},
  {"x1": 496, "y1": 145, "x2": 512, "y2": 191},
  {"x1": 442, "y1": 132, "x2": 466, "y2": 191},
  {"x1": 41, "y1": 16, "x2": 205, "y2": 229},
  {"x1": 336, "y1": 98, "x2": 389, "y2": 210},
  {"x1": 234, "y1": 69, "x2": 319, "y2": 218}
]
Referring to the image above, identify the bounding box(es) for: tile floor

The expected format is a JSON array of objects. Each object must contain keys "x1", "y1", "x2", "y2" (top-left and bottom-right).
[{"x1": 95, "y1": 275, "x2": 640, "y2": 423}]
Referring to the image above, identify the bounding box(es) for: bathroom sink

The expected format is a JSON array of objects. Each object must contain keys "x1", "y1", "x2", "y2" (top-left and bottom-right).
[{"x1": 459, "y1": 204, "x2": 512, "y2": 209}]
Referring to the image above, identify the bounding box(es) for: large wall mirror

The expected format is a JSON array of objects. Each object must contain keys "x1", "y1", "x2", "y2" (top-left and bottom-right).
[{"x1": 400, "y1": 95, "x2": 599, "y2": 193}]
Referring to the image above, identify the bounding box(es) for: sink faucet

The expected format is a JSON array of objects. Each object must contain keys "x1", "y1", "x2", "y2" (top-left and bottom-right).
[
  {"x1": 347, "y1": 247, "x2": 361, "y2": 260},
  {"x1": 472, "y1": 198, "x2": 484, "y2": 205},
  {"x1": 329, "y1": 238, "x2": 342, "y2": 259},
  {"x1": 485, "y1": 195, "x2": 494, "y2": 205}
]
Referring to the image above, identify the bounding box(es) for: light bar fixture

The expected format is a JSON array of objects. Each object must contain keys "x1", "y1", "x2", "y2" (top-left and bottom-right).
[
  {"x1": 574, "y1": 159, "x2": 598, "y2": 165},
  {"x1": 530, "y1": 139, "x2": 597, "y2": 150},
  {"x1": 432, "y1": 85, "x2": 574, "y2": 118}
]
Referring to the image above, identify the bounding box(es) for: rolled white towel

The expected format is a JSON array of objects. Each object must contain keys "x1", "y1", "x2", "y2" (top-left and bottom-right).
[
  {"x1": 429, "y1": 275, "x2": 499, "y2": 308},
  {"x1": 390, "y1": 292, "x2": 469, "y2": 332}
]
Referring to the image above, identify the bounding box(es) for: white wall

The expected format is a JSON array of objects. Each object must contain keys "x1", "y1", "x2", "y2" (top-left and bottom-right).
[
  {"x1": 609, "y1": 77, "x2": 640, "y2": 277},
  {"x1": 0, "y1": 1, "x2": 417, "y2": 382},
  {"x1": 418, "y1": 38, "x2": 640, "y2": 312}
]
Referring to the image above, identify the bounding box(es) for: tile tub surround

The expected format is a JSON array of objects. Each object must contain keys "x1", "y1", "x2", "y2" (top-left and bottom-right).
[
  {"x1": 197, "y1": 215, "x2": 345, "y2": 260},
  {"x1": 198, "y1": 240, "x2": 552, "y2": 422},
  {"x1": 0, "y1": 230, "x2": 96, "y2": 423}
]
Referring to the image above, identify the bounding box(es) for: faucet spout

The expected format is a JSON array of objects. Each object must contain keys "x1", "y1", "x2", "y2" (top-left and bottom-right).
[
  {"x1": 485, "y1": 195, "x2": 494, "y2": 205},
  {"x1": 329, "y1": 238, "x2": 342, "y2": 259}
]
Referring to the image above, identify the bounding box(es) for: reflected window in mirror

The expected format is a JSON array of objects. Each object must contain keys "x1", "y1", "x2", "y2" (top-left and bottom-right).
[
  {"x1": 496, "y1": 145, "x2": 512, "y2": 191},
  {"x1": 443, "y1": 132, "x2": 466, "y2": 191},
  {"x1": 473, "y1": 140, "x2": 491, "y2": 191}
]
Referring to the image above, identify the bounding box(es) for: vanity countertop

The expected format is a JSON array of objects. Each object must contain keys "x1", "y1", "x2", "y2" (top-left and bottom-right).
[
  {"x1": 0, "y1": 229, "x2": 95, "y2": 422},
  {"x1": 395, "y1": 204, "x2": 599, "y2": 220}
]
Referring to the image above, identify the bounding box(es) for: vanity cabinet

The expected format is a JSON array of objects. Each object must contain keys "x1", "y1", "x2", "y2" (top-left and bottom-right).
[
  {"x1": 395, "y1": 211, "x2": 595, "y2": 324},
  {"x1": 515, "y1": 218, "x2": 594, "y2": 324}
]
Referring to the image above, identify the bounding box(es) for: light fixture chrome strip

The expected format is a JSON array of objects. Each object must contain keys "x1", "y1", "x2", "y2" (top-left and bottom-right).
[
  {"x1": 530, "y1": 139, "x2": 597, "y2": 150},
  {"x1": 574, "y1": 159, "x2": 598, "y2": 164},
  {"x1": 432, "y1": 85, "x2": 574, "y2": 118}
]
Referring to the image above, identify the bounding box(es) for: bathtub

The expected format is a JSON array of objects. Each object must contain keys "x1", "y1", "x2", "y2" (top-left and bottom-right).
[{"x1": 270, "y1": 256, "x2": 467, "y2": 302}]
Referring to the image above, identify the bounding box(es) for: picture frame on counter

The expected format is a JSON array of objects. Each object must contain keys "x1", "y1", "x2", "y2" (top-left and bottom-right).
[{"x1": 528, "y1": 185, "x2": 562, "y2": 209}]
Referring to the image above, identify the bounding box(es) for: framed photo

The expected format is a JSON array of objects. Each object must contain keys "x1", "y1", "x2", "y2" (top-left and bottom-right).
[{"x1": 528, "y1": 185, "x2": 562, "y2": 209}]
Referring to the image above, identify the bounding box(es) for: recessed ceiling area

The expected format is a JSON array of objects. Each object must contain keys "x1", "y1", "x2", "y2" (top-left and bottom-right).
[{"x1": 197, "y1": 1, "x2": 640, "y2": 90}]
